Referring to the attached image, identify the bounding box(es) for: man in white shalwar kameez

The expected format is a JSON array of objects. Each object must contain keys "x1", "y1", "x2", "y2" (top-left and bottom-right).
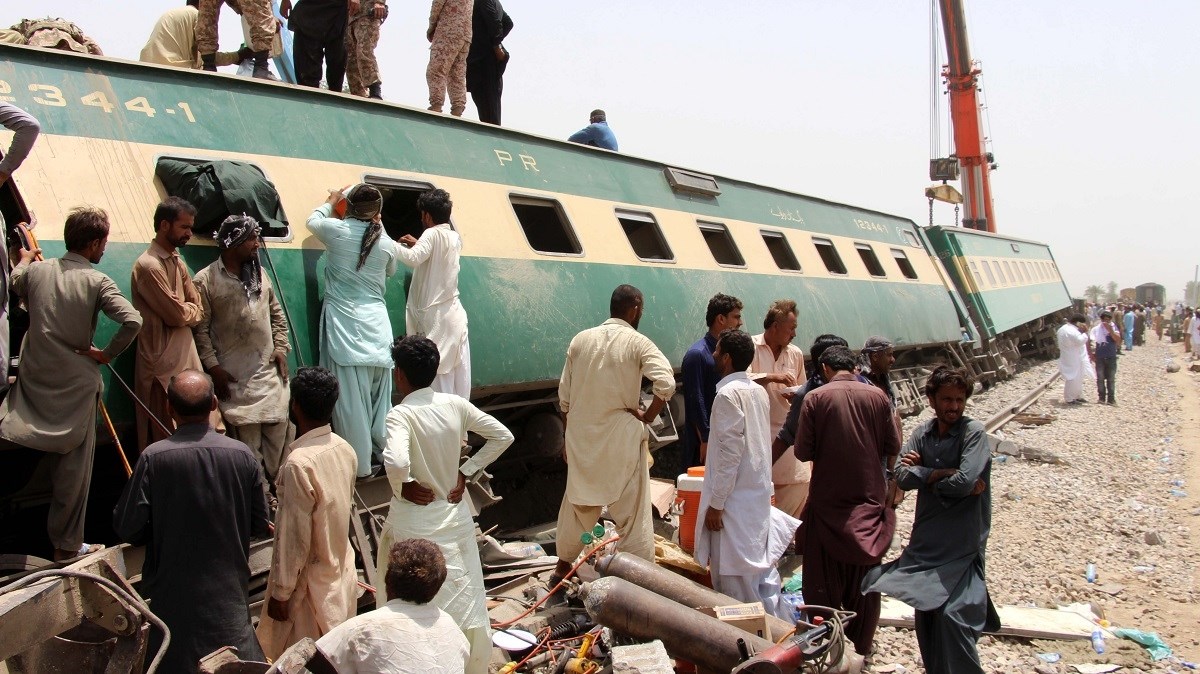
[
  {"x1": 695, "y1": 329, "x2": 798, "y2": 621},
  {"x1": 397, "y1": 189, "x2": 471, "y2": 399},
  {"x1": 379, "y1": 335, "x2": 513, "y2": 674},
  {"x1": 1056, "y1": 314, "x2": 1093, "y2": 404}
]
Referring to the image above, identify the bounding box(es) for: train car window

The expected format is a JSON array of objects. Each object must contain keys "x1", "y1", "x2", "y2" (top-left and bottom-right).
[
  {"x1": 1003, "y1": 260, "x2": 1016, "y2": 284},
  {"x1": 982, "y1": 260, "x2": 997, "y2": 286},
  {"x1": 155, "y1": 157, "x2": 291, "y2": 241},
  {"x1": 761, "y1": 230, "x2": 802, "y2": 272},
  {"x1": 812, "y1": 238, "x2": 848, "y2": 275},
  {"x1": 901, "y1": 230, "x2": 921, "y2": 248},
  {"x1": 616, "y1": 210, "x2": 674, "y2": 262},
  {"x1": 854, "y1": 243, "x2": 887, "y2": 277},
  {"x1": 990, "y1": 261, "x2": 1006, "y2": 286},
  {"x1": 363, "y1": 177, "x2": 440, "y2": 242},
  {"x1": 1022, "y1": 262, "x2": 1033, "y2": 283},
  {"x1": 890, "y1": 248, "x2": 919, "y2": 280},
  {"x1": 510, "y1": 196, "x2": 582, "y2": 255},
  {"x1": 698, "y1": 221, "x2": 746, "y2": 267},
  {"x1": 968, "y1": 261, "x2": 984, "y2": 287}
]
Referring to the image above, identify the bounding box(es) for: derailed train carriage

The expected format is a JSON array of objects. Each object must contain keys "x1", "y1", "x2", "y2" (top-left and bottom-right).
[{"x1": 0, "y1": 43, "x2": 1071, "y2": 546}]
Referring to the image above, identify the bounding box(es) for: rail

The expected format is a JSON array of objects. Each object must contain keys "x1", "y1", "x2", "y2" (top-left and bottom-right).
[{"x1": 983, "y1": 371, "x2": 1060, "y2": 433}]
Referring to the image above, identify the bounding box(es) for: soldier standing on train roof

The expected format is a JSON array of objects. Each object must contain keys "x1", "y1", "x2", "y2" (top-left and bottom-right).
[
  {"x1": 131, "y1": 198, "x2": 210, "y2": 450},
  {"x1": 466, "y1": 0, "x2": 512, "y2": 125},
  {"x1": 681, "y1": 293, "x2": 743, "y2": 468},
  {"x1": 346, "y1": 0, "x2": 388, "y2": 99},
  {"x1": 196, "y1": 0, "x2": 276, "y2": 79},
  {"x1": 551, "y1": 285, "x2": 675, "y2": 584},
  {"x1": 426, "y1": 0, "x2": 473, "y2": 116},
  {"x1": 280, "y1": 0, "x2": 349, "y2": 92},
  {"x1": 396, "y1": 189, "x2": 470, "y2": 398},
  {"x1": 0, "y1": 207, "x2": 142, "y2": 561},
  {"x1": 309, "y1": 185, "x2": 398, "y2": 478},
  {"x1": 193, "y1": 215, "x2": 292, "y2": 485}
]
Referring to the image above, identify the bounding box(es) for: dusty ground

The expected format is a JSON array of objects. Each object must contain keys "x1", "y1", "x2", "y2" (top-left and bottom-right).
[{"x1": 870, "y1": 338, "x2": 1200, "y2": 673}]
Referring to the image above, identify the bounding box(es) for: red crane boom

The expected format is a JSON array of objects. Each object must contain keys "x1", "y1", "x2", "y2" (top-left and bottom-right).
[{"x1": 938, "y1": 0, "x2": 996, "y2": 232}]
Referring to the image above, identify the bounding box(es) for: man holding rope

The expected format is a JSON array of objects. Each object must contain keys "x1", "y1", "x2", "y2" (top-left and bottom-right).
[{"x1": 0, "y1": 207, "x2": 142, "y2": 561}]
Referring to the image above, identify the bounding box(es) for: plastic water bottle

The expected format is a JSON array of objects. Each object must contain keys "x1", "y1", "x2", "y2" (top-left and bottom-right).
[
  {"x1": 1085, "y1": 563, "x2": 1097, "y2": 583},
  {"x1": 1091, "y1": 629, "x2": 1106, "y2": 654}
]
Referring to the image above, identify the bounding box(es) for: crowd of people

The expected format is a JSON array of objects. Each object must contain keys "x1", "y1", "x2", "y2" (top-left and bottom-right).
[
  {"x1": 3, "y1": 98, "x2": 990, "y2": 673},
  {"x1": 663, "y1": 292, "x2": 993, "y2": 672},
  {"x1": 1058, "y1": 301, "x2": 1175, "y2": 406}
]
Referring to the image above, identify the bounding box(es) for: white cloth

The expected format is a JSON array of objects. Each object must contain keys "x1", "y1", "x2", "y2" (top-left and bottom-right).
[
  {"x1": 396, "y1": 225, "x2": 470, "y2": 380},
  {"x1": 747, "y1": 334, "x2": 807, "y2": 485},
  {"x1": 559, "y1": 318, "x2": 675, "y2": 506},
  {"x1": 694, "y1": 372, "x2": 775, "y2": 577},
  {"x1": 1191, "y1": 317, "x2": 1200, "y2": 346},
  {"x1": 706, "y1": 507, "x2": 798, "y2": 622},
  {"x1": 1056, "y1": 323, "x2": 1092, "y2": 381},
  {"x1": 380, "y1": 388, "x2": 512, "y2": 642},
  {"x1": 316, "y1": 599, "x2": 469, "y2": 674}
]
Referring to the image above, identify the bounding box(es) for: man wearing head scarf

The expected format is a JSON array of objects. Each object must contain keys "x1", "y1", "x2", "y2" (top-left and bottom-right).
[
  {"x1": 193, "y1": 215, "x2": 293, "y2": 485},
  {"x1": 309, "y1": 185, "x2": 398, "y2": 477}
]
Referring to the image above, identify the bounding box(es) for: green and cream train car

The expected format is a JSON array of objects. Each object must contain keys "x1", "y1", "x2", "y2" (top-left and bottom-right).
[
  {"x1": 923, "y1": 225, "x2": 1073, "y2": 374},
  {"x1": 0, "y1": 44, "x2": 1067, "y2": 537}
]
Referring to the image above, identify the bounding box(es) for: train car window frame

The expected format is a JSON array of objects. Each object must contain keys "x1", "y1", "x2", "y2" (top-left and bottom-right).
[
  {"x1": 698, "y1": 221, "x2": 746, "y2": 268},
  {"x1": 901, "y1": 230, "x2": 921, "y2": 248},
  {"x1": 991, "y1": 260, "x2": 1007, "y2": 286},
  {"x1": 812, "y1": 237, "x2": 848, "y2": 275},
  {"x1": 1003, "y1": 260, "x2": 1016, "y2": 284},
  {"x1": 362, "y1": 175, "x2": 452, "y2": 243},
  {"x1": 760, "y1": 230, "x2": 803, "y2": 272},
  {"x1": 890, "y1": 248, "x2": 919, "y2": 280},
  {"x1": 616, "y1": 209, "x2": 675, "y2": 263},
  {"x1": 968, "y1": 260, "x2": 984, "y2": 287},
  {"x1": 854, "y1": 242, "x2": 888, "y2": 278},
  {"x1": 982, "y1": 260, "x2": 997, "y2": 286},
  {"x1": 509, "y1": 194, "x2": 584, "y2": 257},
  {"x1": 155, "y1": 154, "x2": 293, "y2": 242}
]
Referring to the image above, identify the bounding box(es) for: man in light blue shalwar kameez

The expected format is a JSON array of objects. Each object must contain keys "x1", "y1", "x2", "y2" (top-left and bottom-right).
[{"x1": 309, "y1": 185, "x2": 398, "y2": 477}]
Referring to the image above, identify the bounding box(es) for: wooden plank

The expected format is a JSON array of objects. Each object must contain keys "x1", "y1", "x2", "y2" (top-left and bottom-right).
[{"x1": 879, "y1": 596, "x2": 1101, "y2": 641}]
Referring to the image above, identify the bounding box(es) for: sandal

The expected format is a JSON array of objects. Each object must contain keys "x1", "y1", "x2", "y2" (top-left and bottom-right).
[{"x1": 53, "y1": 542, "x2": 105, "y2": 562}]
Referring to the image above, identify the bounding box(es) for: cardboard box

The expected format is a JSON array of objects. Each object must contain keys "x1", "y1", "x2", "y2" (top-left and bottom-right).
[{"x1": 700, "y1": 602, "x2": 771, "y2": 641}]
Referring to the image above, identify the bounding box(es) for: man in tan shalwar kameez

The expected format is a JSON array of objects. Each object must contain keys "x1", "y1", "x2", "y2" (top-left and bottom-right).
[
  {"x1": 131, "y1": 198, "x2": 206, "y2": 449},
  {"x1": 257, "y1": 366, "x2": 358, "y2": 659},
  {"x1": 0, "y1": 207, "x2": 141, "y2": 560},
  {"x1": 551, "y1": 285, "x2": 675, "y2": 585}
]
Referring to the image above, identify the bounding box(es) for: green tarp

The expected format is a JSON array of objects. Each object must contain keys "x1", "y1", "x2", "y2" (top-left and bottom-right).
[{"x1": 155, "y1": 158, "x2": 289, "y2": 238}]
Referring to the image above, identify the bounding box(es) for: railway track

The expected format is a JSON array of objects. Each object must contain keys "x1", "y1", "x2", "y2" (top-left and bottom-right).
[{"x1": 983, "y1": 371, "x2": 1061, "y2": 434}]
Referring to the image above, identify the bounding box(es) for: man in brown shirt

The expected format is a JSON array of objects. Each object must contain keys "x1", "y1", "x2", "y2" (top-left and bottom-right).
[
  {"x1": 131, "y1": 198, "x2": 205, "y2": 449},
  {"x1": 795, "y1": 344, "x2": 901, "y2": 658}
]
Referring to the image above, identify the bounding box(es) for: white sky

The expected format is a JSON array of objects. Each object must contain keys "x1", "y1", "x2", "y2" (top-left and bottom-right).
[{"x1": 15, "y1": 1, "x2": 1200, "y2": 299}]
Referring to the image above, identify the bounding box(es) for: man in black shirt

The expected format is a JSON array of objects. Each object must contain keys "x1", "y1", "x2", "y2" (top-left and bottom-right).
[{"x1": 282, "y1": 0, "x2": 349, "y2": 92}]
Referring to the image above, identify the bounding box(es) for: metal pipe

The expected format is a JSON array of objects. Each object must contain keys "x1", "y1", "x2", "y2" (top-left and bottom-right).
[
  {"x1": 581, "y1": 577, "x2": 773, "y2": 674},
  {"x1": 593, "y1": 551, "x2": 795, "y2": 639}
]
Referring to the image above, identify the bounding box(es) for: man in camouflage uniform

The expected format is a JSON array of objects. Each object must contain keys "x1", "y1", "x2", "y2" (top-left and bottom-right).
[
  {"x1": 346, "y1": 0, "x2": 387, "y2": 99},
  {"x1": 197, "y1": 0, "x2": 276, "y2": 79},
  {"x1": 426, "y1": 0, "x2": 473, "y2": 116}
]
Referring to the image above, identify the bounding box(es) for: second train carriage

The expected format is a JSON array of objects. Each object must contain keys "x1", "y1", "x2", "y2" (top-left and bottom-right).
[{"x1": 0, "y1": 43, "x2": 1068, "y2": 539}]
